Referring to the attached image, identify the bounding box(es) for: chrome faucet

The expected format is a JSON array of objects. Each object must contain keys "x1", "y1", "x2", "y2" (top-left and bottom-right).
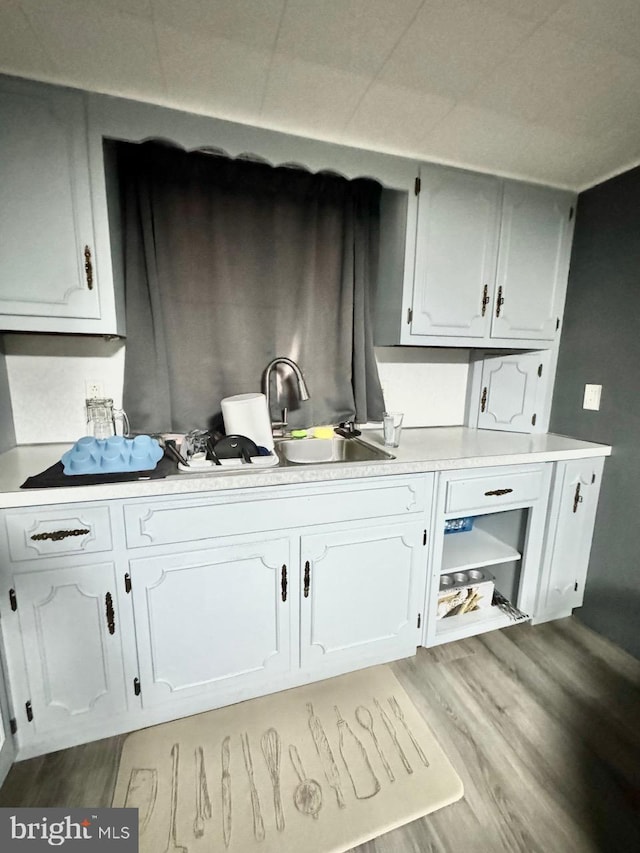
[{"x1": 262, "y1": 357, "x2": 310, "y2": 435}]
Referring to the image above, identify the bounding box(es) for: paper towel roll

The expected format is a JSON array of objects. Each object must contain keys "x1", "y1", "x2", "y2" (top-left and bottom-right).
[{"x1": 221, "y1": 393, "x2": 274, "y2": 451}]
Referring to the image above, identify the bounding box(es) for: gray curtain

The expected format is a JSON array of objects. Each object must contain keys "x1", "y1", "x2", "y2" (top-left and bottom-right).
[{"x1": 119, "y1": 141, "x2": 385, "y2": 434}]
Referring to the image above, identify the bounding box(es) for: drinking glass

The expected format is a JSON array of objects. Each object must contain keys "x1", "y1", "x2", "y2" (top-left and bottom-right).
[{"x1": 383, "y1": 411, "x2": 404, "y2": 447}]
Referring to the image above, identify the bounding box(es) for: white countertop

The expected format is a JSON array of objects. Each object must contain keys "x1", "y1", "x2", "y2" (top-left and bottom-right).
[{"x1": 0, "y1": 427, "x2": 611, "y2": 509}]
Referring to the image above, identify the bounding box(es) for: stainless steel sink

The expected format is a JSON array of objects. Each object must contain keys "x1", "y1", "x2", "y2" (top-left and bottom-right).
[{"x1": 275, "y1": 435, "x2": 395, "y2": 465}]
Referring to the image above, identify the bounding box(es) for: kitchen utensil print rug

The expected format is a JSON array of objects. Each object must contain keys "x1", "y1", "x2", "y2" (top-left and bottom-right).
[{"x1": 112, "y1": 665, "x2": 463, "y2": 853}]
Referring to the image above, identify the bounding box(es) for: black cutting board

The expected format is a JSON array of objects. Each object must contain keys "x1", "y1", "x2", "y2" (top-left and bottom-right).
[{"x1": 21, "y1": 455, "x2": 177, "y2": 489}]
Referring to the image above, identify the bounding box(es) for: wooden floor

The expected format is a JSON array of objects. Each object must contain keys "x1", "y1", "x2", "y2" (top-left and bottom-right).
[{"x1": 1, "y1": 617, "x2": 639, "y2": 852}]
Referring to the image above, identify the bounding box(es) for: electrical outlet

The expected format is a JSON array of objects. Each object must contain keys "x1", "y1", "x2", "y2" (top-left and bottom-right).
[
  {"x1": 85, "y1": 380, "x2": 103, "y2": 399},
  {"x1": 583, "y1": 384, "x2": 602, "y2": 411}
]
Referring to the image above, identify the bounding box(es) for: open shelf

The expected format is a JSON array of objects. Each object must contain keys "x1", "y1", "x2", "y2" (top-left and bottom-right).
[
  {"x1": 434, "y1": 594, "x2": 529, "y2": 645},
  {"x1": 442, "y1": 527, "x2": 521, "y2": 574}
]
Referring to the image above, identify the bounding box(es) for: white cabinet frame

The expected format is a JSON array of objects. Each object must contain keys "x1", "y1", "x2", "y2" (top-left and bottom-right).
[{"x1": 423, "y1": 463, "x2": 553, "y2": 647}]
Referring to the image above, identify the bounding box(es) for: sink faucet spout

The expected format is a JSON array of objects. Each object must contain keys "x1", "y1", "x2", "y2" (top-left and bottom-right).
[{"x1": 262, "y1": 357, "x2": 310, "y2": 434}]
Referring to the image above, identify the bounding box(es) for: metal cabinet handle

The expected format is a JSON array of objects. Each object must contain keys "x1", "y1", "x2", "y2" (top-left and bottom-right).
[
  {"x1": 495, "y1": 285, "x2": 504, "y2": 317},
  {"x1": 281, "y1": 565, "x2": 287, "y2": 602},
  {"x1": 105, "y1": 592, "x2": 115, "y2": 635},
  {"x1": 84, "y1": 245, "x2": 94, "y2": 290},
  {"x1": 303, "y1": 561, "x2": 310, "y2": 598},
  {"x1": 480, "y1": 386, "x2": 488, "y2": 413},
  {"x1": 484, "y1": 488, "x2": 513, "y2": 497},
  {"x1": 30, "y1": 528, "x2": 90, "y2": 542},
  {"x1": 573, "y1": 483, "x2": 583, "y2": 513},
  {"x1": 481, "y1": 284, "x2": 490, "y2": 317}
]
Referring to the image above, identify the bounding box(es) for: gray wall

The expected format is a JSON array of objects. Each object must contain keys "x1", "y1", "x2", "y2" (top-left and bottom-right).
[
  {"x1": 550, "y1": 165, "x2": 640, "y2": 659},
  {"x1": 0, "y1": 336, "x2": 16, "y2": 454}
]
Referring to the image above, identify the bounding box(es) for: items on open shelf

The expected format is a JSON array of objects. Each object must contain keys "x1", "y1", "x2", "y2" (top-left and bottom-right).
[
  {"x1": 437, "y1": 569, "x2": 495, "y2": 618},
  {"x1": 444, "y1": 516, "x2": 474, "y2": 534},
  {"x1": 492, "y1": 589, "x2": 529, "y2": 622},
  {"x1": 434, "y1": 587, "x2": 529, "y2": 644}
]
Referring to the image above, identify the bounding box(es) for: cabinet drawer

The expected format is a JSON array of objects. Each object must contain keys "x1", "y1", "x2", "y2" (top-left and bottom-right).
[
  {"x1": 124, "y1": 476, "x2": 429, "y2": 548},
  {"x1": 4, "y1": 505, "x2": 113, "y2": 562},
  {"x1": 445, "y1": 468, "x2": 545, "y2": 513}
]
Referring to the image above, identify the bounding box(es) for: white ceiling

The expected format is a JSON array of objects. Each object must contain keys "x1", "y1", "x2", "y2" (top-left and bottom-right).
[{"x1": 1, "y1": 0, "x2": 640, "y2": 190}]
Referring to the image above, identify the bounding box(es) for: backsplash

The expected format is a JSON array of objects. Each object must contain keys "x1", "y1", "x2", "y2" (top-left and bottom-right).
[
  {"x1": 374, "y1": 346, "x2": 469, "y2": 427},
  {"x1": 3, "y1": 334, "x2": 470, "y2": 444},
  {"x1": 3, "y1": 334, "x2": 126, "y2": 444}
]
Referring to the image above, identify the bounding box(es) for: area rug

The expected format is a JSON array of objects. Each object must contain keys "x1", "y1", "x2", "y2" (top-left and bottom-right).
[{"x1": 112, "y1": 665, "x2": 463, "y2": 853}]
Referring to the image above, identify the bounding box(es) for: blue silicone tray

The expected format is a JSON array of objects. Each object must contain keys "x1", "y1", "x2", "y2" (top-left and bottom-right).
[
  {"x1": 444, "y1": 516, "x2": 474, "y2": 534},
  {"x1": 61, "y1": 435, "x2": 164, "y2": 475}
]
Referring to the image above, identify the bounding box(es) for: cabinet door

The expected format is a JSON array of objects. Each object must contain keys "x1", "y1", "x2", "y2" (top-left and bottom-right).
[
  {"x1": 12, "y1": 562, "x2": 128, "y2": 736},
  {"x1": 476, "y1": 350, "x2": 549, "y2": 433},
  {"x1": 0, "y1": 78, "x2": 100, "y2": 324},
  {"x1": 300, "y1": 521, "x2": 424, "y2": 673},
  {"x1": 411, "y1": 167, "x2": 501, "y2": 338},
  {"x1": 535, "y1": 458, "x2": 604, "y2": 622},
  {"x1": 0, "y1": 654, "x2": 16, "y2": 789},
  {"x1": 130, "y1": 538, "x2": 292, "y2": 710},
  {"x1": 492, "y1": 183, "x2": 574, "y2": 340}
]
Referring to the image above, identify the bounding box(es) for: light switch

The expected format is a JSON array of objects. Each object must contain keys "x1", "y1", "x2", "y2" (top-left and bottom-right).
[{"x1": 583, "y1": 384, "x2": 602, "y2": 411}]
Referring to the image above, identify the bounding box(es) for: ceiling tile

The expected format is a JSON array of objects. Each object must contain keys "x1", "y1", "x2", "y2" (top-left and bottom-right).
[
  {"x1": 472, "y1": 26, "x2": 640, "y2": 140},
  {"x1": 0, "y1": 0, "x2": 636, "y2": 189},
  {"x1": 85, "y1": 0, "x2": 152, "y2": 18},
  {"x1": 424, "y1": 105, "x2": 640, "y2": 189},
  {"x1": 379, "y1": 0, "x2": 537, "y2": 99},
  {"x1": 473, "y1": 0, "x2": 563, "y2": 23},
  {"x1": 0, "y1": 0, "x2": 55, "y2": 79},
  {"x1": 275, "y1": 0, "x2": 423, "y2": 75},
  {"x1": 19, "y1": 0, "x2": 164, "y2": 99},
  {"x1": 561, "y1": 127, "x2": 640, "y2": 190},
  {"x1": 422, "y1": 104, "x2": 578, "y2": 183},
  {"x1": 155, "y1": 22, "x2": 271, "y2": 122},
  {"x1": 344, "y1": 81, "x2": 454, "y2": 153},
  {"x1": 547, "y1": 0, "x2": 640, "y2": 61},
  {"x1": 260, "y1": 55, "x2": 370, "y2": 140},
  {"x1": 151, "y1": 0, "x2": 284, "y2": 51}
]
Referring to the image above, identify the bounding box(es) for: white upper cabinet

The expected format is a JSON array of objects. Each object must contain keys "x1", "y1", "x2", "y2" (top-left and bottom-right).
[
  {"x1": 377, "y1": 165, "x2": 576, "y2": 349},
  {"x1": 492, "y1": 183, "x2": 574, "y2": 341},
  {"x1": 473, "y1": 350, "x2": 551, "y2": 433},
  {"x1": 411, "y1": 167, "x2": 501, "y2": 339},
  {"x1": 0, "y1": 76, "x2": 122, "y2": 334}
]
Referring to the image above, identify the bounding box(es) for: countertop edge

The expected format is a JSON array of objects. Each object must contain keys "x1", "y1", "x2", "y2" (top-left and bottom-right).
[{"x1": 0, "y1": 429, "x2": 612, "y2": 510}]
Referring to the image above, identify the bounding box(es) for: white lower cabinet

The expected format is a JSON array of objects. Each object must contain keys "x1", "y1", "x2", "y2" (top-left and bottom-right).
[
  {"x1": 0, "y1": 460, "x2": 608, "y2": 762},
  {"x1": 129, "y1": 537, "x2": 293, "y2": 711},
  {"x1": 0, "y1": 476, "x2": 430, "y2": 758},
  {"x1": 533, "y1": 457, "x2": 605, "y2": 624},
  {"x1": 0, "y1": 652, "x2": 16, "y2": 789},
  {"x1": 300, "y1": 521, "x2": 425, "y2": 675},
  {"x1": 424, "y1": 463, "x2": 553, "y2": 647},
  {"x1": 9, "y1": 561, "x2": 129, "y2": 737}
]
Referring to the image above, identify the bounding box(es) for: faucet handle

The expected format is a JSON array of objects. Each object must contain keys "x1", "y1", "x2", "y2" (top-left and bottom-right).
[
  {"x1": 335, "y1": 421, "x2": 361, "y2": 438},
  {"x1": 270, "y1": 408, "x2": 289, "y2": 438}
]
